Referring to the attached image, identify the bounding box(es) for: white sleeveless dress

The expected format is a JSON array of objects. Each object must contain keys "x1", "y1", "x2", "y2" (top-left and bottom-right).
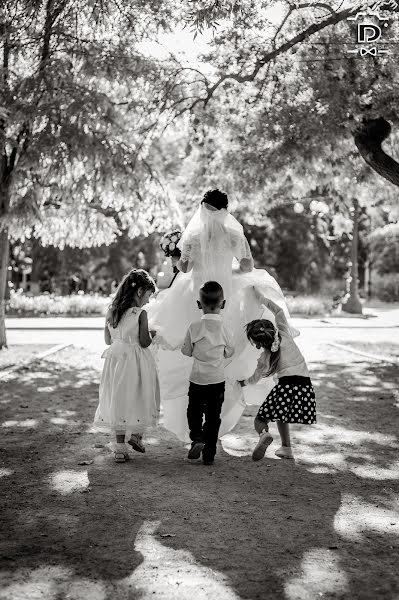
[{"x1": 94, "y1": 307, "x2": 160, "y2": 433}]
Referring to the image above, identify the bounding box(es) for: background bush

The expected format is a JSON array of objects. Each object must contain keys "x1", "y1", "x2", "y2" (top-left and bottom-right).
[
  {"x1": 372, "y1": 273, "x2": 399, "y2": 303},
  {"x1": 8, "y1": 290, "x2": 109, "y2": 316}
]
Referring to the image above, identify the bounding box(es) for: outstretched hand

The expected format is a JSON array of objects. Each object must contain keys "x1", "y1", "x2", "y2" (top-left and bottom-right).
[
  {"x1": 252, "y1": 286, "x2": 264, "y2": 303},
  {"x1": 253, "y1": 287, "x2": 281, "y2": 314}
]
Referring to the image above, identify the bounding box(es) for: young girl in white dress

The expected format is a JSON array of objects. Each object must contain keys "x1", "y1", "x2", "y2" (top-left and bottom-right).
[{"x1": 94, "y1": 269, "x2": 160, "y2": 463}]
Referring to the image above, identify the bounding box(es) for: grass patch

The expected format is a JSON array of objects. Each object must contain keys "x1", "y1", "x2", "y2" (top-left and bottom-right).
[
  {"x1": 286, "y1": 295, "x2": 332, "y2": 317},
  {"x1": 7, "y1": 290, "x2": 109, "y2": 317}
]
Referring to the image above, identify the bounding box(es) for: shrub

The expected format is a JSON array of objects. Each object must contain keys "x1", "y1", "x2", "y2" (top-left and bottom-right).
[
  {"x1": 8, "y1": 290, "x2": 109, "y2": 316},
  {"x1": 370, "y1": 223, "x2": 399, "y2": 275},
  {"x1": 286, "y1": 295, "x2": 332, "y2": 316},
  {"x1": 372, "y1": 273, "x2": 399, "y2": 302}
]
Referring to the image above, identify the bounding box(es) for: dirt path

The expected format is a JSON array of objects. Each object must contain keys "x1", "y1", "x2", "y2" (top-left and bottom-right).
[{"x1": 0, "y1": 344, "x2": 398, "y2": 600}]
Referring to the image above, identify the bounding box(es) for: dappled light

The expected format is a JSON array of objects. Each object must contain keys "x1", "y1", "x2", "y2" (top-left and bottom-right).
[
  {"x1": 0, "y1": 566, "x2": 107, "y2": 600},
  {"x1": 334, "y1": 494, "x2": 399, "y2": 542},
  {"x1": 122, "y1": 520, "x2": 240, "y2": 598},
  {"x1": 49, "y1": 470, "x2": 90, "y2": 495},
  {"x1": 0, "y1": 346, "x2": 398, "y2": 599},
  {"x1": 2, "y1": 419, "x2": 37, "y2": 429},
  {"x1": 285, "y1": 549, "x2": 348, "y2": 600},
  {"x1": 0, "y1": 468, "x2": 13, "y2": 478}
]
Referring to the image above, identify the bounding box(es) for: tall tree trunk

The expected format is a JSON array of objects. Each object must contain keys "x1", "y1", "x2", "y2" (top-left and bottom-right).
[
  {"x1": 0, "y1": 182, "x2": 10, "y2": 349},
  {"x1": 342, "y1": 199, "x2": 363, "y2": 315}
]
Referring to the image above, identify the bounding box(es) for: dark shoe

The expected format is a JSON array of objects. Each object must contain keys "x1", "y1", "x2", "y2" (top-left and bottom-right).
[
  {"x1": 202, "y1": 450, "x2": 215, "y2": 465},
  {"x1": 252, "y1": 432, "x2": 273, "y2": 461},
  {"x1": 128, "y1": 434, "x2": 145, "y2": 453},
  {"x1": 188, "y1": 441, "x2": 204, "y2": 460}
]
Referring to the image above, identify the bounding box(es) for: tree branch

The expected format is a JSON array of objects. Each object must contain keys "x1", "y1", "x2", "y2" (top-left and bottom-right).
[
  {"x1": 185, "y1": 6, "x2": 361, "y2": 110},
  {"x1": 87, "y1": 203, "x2": 125, "y2": 230},
  {"x1": 354, "y1": 118, "x2": 399, "y2": 188}
]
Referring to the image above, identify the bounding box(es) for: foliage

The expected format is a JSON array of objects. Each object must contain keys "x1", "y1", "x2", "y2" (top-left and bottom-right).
[
  {"x1": 0, "y1": 0, "x2": 184, "y2": 248},
  {"x1": 8, "y1": 289, "x2": 109, "y2": 316},
  {"x1": 370, "y1": 223, "x2": 399, "y2": 275},
  {"x1": 10, "y1": 232, "x2": 164, "y2": 294},
  {"x1": 372, "y1": 273, "x2": 399, "y2": 302},
  {"x1": 286, "y1": 294, "x2": 332, "y2": 317}
]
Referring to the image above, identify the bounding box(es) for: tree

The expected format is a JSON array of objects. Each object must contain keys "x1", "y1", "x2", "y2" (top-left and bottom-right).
[
  {"x1": 172, "y1": 1, "x2": 399, "y2": 188},
  {"x1": 0, "y1": 0, "x2": 183, "y2": 348}
]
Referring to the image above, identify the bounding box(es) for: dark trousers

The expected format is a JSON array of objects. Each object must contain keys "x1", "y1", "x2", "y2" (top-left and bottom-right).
[{"x1": 187, "y1": 381, "x2": 225, "y2": 461}]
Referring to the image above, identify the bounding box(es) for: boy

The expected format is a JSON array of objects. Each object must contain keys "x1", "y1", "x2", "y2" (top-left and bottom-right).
[{"x1": 181, "y1": 281, "x2": 235, "y2": 465}]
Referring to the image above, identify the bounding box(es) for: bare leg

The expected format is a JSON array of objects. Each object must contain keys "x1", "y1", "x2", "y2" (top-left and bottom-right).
[
  {"x1": 276, "y1": 421, "x2": 291, "y2": 447},
  {"x1": 114, "y1": 431, "x2": 128, "y2": 462},
  {"x1": 254, "y1": 416, "x2": 269, "y2": 435}
]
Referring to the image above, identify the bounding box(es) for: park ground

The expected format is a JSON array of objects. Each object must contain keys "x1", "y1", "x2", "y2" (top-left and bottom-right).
[{"x1": 0, "y1": 309, "x2": 398, "y2": 600}]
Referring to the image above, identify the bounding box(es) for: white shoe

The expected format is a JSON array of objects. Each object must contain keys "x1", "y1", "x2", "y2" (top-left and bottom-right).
[
  {"x1": 252, "y1": 432, "x2": 273, "y2": 461},
  {"x1": 275, "y1": 446, "x2": 294, "y2": 459}
]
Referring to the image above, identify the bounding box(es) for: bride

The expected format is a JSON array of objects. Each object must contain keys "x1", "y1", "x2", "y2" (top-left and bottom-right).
[{"x1": 148, "y1": 189, "x2": 297, "y2": 442}]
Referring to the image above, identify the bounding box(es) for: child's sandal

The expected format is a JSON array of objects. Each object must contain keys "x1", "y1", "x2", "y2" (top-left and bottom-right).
[
  {"x1": 128, "y1": 434, "x2": 145, "y2": 453},
  {"x1": 114, "y1": 450, "x2": 130, "y2": 463}
]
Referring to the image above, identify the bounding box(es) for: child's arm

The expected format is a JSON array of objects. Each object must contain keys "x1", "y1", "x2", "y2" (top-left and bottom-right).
[
  {"x1": 239, "y1": 352, "x2": 270, "y2": 387},
  {"x1": 223, "y1": 328, "x2": 235, "y2": 359},
  {"x1": 253, "y1": 287, "x2": 290, "y2": 334},
  {"x1": 181, "y1": 328, "x2": 193, "y2": 357},
  {"x1": 138, "y1": 310, "x2": 153, "y2": 348},
  {"x1": 177, "y1": 241, "x2": 193, "y2": 273},
  {"x1": 104, "y1": 311, "x2": 112, "y2": 345}
]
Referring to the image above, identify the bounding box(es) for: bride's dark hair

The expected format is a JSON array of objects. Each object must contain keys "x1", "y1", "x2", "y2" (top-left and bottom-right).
[{"x1": 202, "y1": 189, "x2": 228, "y2": 210}]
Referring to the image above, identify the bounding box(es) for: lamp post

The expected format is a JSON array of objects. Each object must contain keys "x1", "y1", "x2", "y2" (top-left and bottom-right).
[{"x1": 342, "y1": 198, "x2": 363, "y2": 314}]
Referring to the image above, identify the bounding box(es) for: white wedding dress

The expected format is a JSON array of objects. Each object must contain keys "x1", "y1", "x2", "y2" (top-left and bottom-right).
[{"x1": 148, "y1": 203, "x2": 296, "y2": 443}]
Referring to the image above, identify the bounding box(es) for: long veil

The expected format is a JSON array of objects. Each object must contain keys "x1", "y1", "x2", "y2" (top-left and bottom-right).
[{"x1": 178, "y1": 202, "x2": 251, "y2": 303}]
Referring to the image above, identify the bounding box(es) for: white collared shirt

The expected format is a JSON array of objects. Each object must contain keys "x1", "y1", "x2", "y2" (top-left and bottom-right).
[{"x1": 181, "y1": 313, "x2": 235, "y2": 385}]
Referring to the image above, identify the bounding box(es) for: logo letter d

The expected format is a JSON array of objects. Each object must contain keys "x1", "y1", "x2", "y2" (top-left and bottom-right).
[{"x1": 358, "y1": 24, "x2": 382, "y2": 43}]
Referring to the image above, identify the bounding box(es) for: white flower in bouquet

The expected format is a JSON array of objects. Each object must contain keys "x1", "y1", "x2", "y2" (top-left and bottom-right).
[{"x1": 159, "y1": 230, "x2": 182, "y2": 257}]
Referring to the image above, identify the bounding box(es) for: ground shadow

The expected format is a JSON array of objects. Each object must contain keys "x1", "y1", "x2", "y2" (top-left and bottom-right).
[{"x1": 0, "y1": 347, "x2": 398, "y2": 599}]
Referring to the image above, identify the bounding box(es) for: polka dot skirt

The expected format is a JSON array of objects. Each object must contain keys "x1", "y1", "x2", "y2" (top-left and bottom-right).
[{"x1": 257, "y1": 376, "x2": 316, "y2": 424}]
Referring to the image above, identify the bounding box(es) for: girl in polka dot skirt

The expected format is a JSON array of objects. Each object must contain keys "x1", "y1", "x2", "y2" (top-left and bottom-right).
[{"x1": 239, "y1": 287, "x2": 316, "y2": 461}]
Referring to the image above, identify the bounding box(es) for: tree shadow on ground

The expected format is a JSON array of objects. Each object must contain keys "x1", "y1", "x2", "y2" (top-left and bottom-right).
[{"x1": 0, "y1": 347, "x2": 398, "y2": 599}]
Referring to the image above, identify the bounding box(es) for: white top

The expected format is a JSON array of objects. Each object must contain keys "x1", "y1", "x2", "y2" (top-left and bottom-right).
[
  {"x1": 181, "y1": 313, "x2": 235, "y2": 385},
  {"x1": 244, "y1": 295, "x2": 309, "y2": 385}
]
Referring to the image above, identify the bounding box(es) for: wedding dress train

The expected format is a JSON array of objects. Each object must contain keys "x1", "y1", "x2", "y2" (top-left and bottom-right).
[{"x1": 148, "y1": 203, "x2": 296, "y2": 442}]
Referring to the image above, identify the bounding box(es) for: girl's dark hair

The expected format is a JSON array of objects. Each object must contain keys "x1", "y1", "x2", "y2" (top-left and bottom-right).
[
  {"x1": 110, "y1": 269, "x2": 155, "y2": 328},
  {"x1": 202, "y1": 189, "x2": 228, "y2": 210},
  {"x1": 245, "y1": 319, "x2": 281, "y2": 376}
]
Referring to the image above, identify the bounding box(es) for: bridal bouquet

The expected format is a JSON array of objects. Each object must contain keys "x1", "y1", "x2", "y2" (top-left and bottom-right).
[{"x1": 159, "y1": 231, "x2": 182, "y2": 257}]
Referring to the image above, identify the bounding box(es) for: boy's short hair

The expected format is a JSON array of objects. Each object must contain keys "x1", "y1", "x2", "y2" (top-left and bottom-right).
[{"x1": 199, "y1": 281, "x2": 224, "y2": 307}]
